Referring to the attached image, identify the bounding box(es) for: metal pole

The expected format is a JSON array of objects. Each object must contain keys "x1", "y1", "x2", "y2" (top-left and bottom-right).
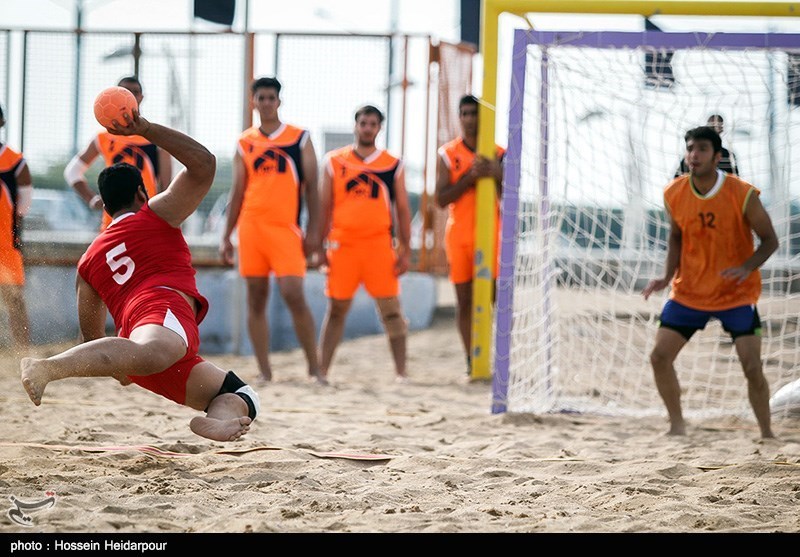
[
  {"x1": 399, "y1": 34, "x2": 409, "y2": 157},
  {"x1": 1, "y1": 31, "x2": 9, "y2": 145},
  {"x1": 386, "y1": 35, "x2": 393, "y2": 143},
  {"x1": 232, "y1": 0, "x2": 252, "y2": 356},
  {"x1": 274, "y1": 33, "x2": 281, "y2": 77},
  {"x1": 19, "y1": 31, "x2": 28, "y2": 153},
  {"x1": 242, "y1": 0, "x2": 254, "y2": 131},
  {"x1": 187, "y1": 33, "x2": 195, "y2": 135},
  {"x1": 386, "y1": 0, "x2": 399, "y2": 145},
  {"x1": 71, "y1": 0, "x2": 83, "y2": 156},
  {"x1": 418, "y1": 39, "x2": 435, "y2": 272},
  {"x1": 133, "y1": 33, "x2": 141, "y2": 78}
]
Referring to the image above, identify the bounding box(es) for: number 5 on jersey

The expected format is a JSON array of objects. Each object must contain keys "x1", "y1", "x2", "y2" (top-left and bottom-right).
[{"x1": 106, "y1": 243, "x2": 135, "y2": 285}]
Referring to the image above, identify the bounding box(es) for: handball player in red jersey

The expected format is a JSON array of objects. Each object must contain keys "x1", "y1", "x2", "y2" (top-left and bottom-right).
[{"x1": 21, "y1": 110, "x2": 259, "y2": 442}]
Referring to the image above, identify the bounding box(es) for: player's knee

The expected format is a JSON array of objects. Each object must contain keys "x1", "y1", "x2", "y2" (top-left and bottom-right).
[
  {"x1": 245, "y1": 295, "x2": 267, "y2": 313},
  {"x1": 377, "y1": 297, "x2": 408, "y2": 339},
  {"x1": 740, "y1": 360, "x2": 764, "y2": 383},
  {"x1": 327, "y1": 299, "x2": 352, "y2": 320},
  {"x1": 213, "y1": 371, "x2": 260, "y2": 420},
  {"x1": 650, "y1": 347, "x2": 672, "y2": 369},
  {"x1": 245, "y1": 284, "x2": 269, "y2": 311},
  {"x1": 281, "y1": 290, "x2": 307, "y2": 311}
]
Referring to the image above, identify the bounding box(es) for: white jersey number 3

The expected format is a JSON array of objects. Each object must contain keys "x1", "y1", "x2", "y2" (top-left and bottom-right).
[{"x1": 106, "y1": 243, "x2": 135, "y2": 285}]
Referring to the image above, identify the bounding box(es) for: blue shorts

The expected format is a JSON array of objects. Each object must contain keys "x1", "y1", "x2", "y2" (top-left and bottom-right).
[{"x1": 659, "y1": 299, "x2": 761, "y2": 341}]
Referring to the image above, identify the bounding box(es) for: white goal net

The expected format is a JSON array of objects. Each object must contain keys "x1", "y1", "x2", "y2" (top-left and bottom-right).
[{"x1": 492, "y1": 30, "x2": 800, "y2": 421}]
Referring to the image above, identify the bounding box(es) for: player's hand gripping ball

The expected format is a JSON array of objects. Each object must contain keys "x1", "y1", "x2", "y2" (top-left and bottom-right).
[{"x1": 93, "y1": 86, "x2": 138, "y2": 129}]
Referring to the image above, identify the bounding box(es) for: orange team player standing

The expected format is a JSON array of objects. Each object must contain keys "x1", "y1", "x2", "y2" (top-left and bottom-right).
[
  {"x1": 219, "y1": 77, "x2": 323, "y2": 383},
  {"x1": 64, "y1": 76, "x2": 171, "y2": 231},
  {"x1": 434, "y1": 94, "x2": 504, "y2": 375},
  {"x1": 0, "y1": 103, "x2": 32, "y2": 349},
  {"x1": 317, "y1": 105, "x2": 412, "y2": 383},
  {"x1": 643, "y1": 125, "x2": 778, "y2": 439}
]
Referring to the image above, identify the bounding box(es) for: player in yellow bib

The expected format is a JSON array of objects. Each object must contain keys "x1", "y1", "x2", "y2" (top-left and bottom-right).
[{"x1": 643, "y1": 126, "x2": 779, "y2": 438}]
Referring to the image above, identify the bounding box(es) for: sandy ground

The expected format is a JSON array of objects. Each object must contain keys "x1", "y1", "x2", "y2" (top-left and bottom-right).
[{"x1": 1, "y1": 287, "x2": 799, "y2": 534}]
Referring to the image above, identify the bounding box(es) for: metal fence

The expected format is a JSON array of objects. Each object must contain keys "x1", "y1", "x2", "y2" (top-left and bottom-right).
[{"x1": 0, "y1": 28, "x2": 436, "y2": 241}]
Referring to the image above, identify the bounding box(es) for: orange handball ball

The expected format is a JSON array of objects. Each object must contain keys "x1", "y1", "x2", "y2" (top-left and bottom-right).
[{"x1": 93, "y1": 86, "x2": 138, "y2": 129}]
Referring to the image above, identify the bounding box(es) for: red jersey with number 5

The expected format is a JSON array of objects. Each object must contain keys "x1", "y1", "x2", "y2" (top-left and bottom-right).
[{"x1": 77, "y1": 202, "x2": 208, "y2": 326}]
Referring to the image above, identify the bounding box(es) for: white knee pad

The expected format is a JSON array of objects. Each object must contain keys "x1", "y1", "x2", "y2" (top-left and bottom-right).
[
  {"x1": 216, "y1": 371, "x2": 260, "y2": 420},
  {"x1": 235, "y1": 385, "x2": 260, "y2": 420}
]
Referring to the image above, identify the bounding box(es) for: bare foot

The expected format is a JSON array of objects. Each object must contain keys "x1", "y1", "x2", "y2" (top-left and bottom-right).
[
  {"x1": 309, "y1": 372, "x2": 329, "y2": 386},
  {"x1": 395, "y1": 374, "x2": 410, "y2": 384},
  {"x1": 20, "y1": 357, "x2": 49, "y2": 406},
  {"x1": 667, "y1": 423, "x2": 686, "y2": 436},
  {"x1": 189, "y1": 416, "x2": 252, "y2": 442},
  {"x1": 259, "y1": 370, "x2": 273, "y2": 382}
]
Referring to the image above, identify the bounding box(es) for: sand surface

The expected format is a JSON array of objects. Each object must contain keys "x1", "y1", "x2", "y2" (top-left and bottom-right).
[{"x1": 1, "y1": 301, "x2": 799, "y2": 534}]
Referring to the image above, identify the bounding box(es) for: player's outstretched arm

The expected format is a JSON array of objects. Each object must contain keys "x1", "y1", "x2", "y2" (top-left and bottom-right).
[{"x1": 107, "y1": 110, "x2": 216, "y2": 227}]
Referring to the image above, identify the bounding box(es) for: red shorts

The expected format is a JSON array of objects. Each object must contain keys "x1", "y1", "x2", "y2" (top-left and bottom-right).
[
  {"x1": 237, "y1": 219, "x2": 306, "y2": 278},
  {"x1": 118, "y1": 287, "x2": 204, "y2": 405},
  {"x1": 325, "y1": 236, "x2": 398, "y2": 300}
]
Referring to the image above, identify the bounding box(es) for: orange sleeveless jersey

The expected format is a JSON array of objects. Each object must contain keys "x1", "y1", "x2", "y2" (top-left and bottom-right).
[
  {"x1": 95, "y1": 132, "x2": 161, "y2": 230},
  {"x1": 324, "y1": 146, "x2": 402, "y2": 244},
  {"x1": 0, "y1": 144, "x2": 26, "y2": 284},
  {"x1": 237, "y1": 124, "x2": 308, "y2": 227},
  {"x1": 664, "y1": 173, "x2": 762, "y2": 311},
  {"x1": 0, "y1": 144, "x2": 25, "y2": 245},
  {"x1": 437, "y1": 137, "x2": 505, "y2": 244}
]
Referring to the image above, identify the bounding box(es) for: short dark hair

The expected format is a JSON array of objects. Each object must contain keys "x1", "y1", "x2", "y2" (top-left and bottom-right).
[
  {"x1": 251, "y1": 77, "x2": 281, "y2": 95},
  {"x1": 0, "y1": 103, "x2": 4, "y2": 121},
  {"x1": 98, "y1": 162, "x2": 145, "y2": 215},
  {"x1": 685, "y1": 126, "x2": 722, "y2": 154},
  {"x1": 354, "y1": 105, "x2": 384, "y2": 123},
  {"x1": 707, "y1": 114, "x2": 723, "y2": 122},
  {"x1": 117, "y1": 76, "x2": 142, "y2": 89},
  {"x1": 459, "y1": 94, "x2": 479, "y2": 111}
]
